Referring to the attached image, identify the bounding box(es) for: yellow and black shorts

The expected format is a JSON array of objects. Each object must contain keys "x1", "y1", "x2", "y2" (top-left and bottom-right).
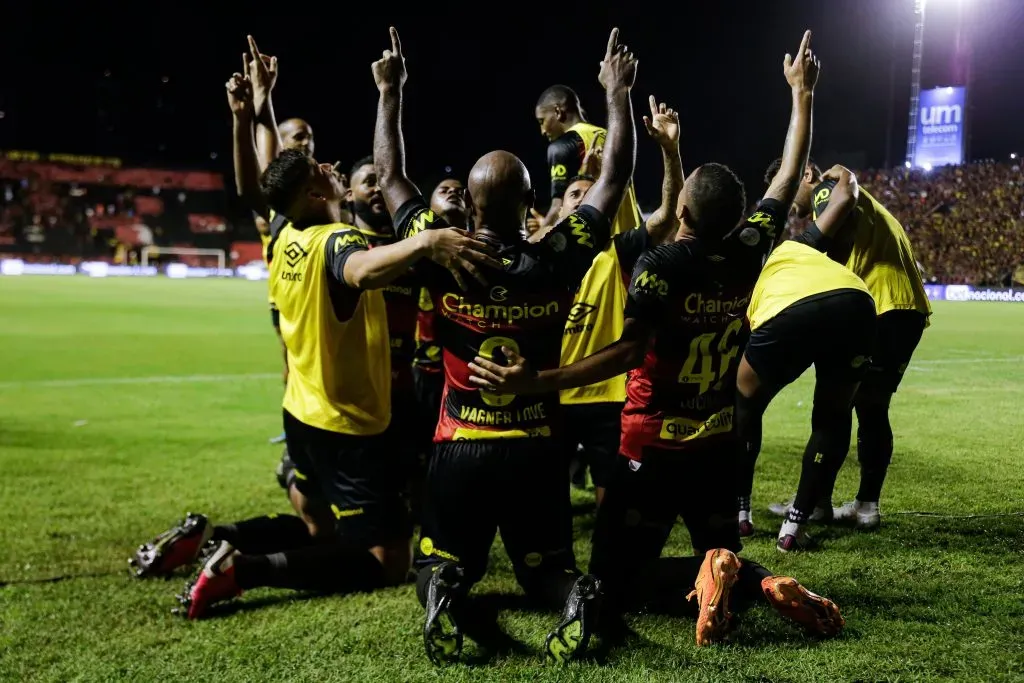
[
  {"x1": 745, "y1": 289, "x2": 877, "y2": 391},
  {"x1": 282, "y1": 409, "x2": 412, "y2": 547}
]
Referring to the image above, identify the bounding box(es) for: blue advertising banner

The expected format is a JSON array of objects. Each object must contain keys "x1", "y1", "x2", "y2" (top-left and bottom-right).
[{"x1": 913, "y1": 87, "x2": 967, "y2": 168}]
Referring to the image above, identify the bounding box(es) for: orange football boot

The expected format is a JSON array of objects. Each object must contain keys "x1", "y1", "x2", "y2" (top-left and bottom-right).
[
  {"x1": 687, "y1": 548, "x2": 740, "y2": 646},
  {"x1": 761, "y1": 576, "x2": 845, "y2": 637}
]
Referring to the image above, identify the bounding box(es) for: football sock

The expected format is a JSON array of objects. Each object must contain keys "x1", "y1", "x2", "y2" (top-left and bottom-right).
[
  {"x1": 234, "y1": 541, "x2": 385, "y2": 593},
  {"x1": 734, "y1": 391, "x2": 765, "y2": 503},
  {"x1": 621, "y1": 556, "x2": 705, "y2": 615},
  {"x1": 855, "y1": 402, "x2": 894, "y2": 503},
  {"x1": 792, "y1": 407, "x2": 852, "y2": 519},
  {"x1": 415, "y1": 564, "x2": 470, "y2": 609},
  {"x1": 735, "y1": 559, "x2": 773, "y2": 606},
  {"x1": 521, "y1": 565, "x2": 582, "y2": 610},
  {"x1": 213, "y1": 514, "x2": 314, "y2": 555}
]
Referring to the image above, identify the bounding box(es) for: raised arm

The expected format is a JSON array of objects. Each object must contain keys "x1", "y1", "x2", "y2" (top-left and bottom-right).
[
  {"x1": 581, "y1": 28, "x2": 638, "y2": 220},
  {"x1": 372, "y1": 27, "x2": 420, "y2": 218},
  {"x1": 246, "y1": 36, "x2": 283, "y2": 173},
  {"x1": 763, "y1": 30, "x2": 819, "y2": 210},
  {"x1": 792, "y1": 165, "x2": 860, "y2": 255},
  {"x1": 226, "y1": 70, "x2": 269, "y2": 220},
  {"x1": 641, "y1": 95, "x2": 683, "y2": 245}
]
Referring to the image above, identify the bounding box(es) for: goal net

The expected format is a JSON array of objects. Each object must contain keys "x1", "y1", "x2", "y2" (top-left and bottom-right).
[{"x1": 140, "y1": 247, "x2": 226, "y2": 269}]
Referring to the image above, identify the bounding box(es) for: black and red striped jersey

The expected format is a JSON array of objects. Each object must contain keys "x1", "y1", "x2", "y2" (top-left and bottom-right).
[
  {"x1": 619, "y1": 198, "x2": 787, "y2": 460},
  {"x1": 394, "y1": 196, "x2": 611, "y2": 441}
]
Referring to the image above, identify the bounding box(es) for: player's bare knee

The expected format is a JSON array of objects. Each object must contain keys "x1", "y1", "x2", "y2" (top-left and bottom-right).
[{"x1": 736, "y1": 354, "x2": 761, "y2": 398}]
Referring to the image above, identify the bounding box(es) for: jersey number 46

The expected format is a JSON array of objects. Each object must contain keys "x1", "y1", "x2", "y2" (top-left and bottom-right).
[{"x1": 677, "y1": 318, "x2": 743, "y2": 394}]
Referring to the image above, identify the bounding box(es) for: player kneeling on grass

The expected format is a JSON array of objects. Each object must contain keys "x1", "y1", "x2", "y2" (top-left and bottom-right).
[
  {"x1": 372, "y1": 27, "x2": 637, "y2": 665},
  {"x1": 469, "y1": 30, "x2": 844, "y2": 646},
  {"x1": 128, "y1": 55, "x2": 500, "y2": 620}
]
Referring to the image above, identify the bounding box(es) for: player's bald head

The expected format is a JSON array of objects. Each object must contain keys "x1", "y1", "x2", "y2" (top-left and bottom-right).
[
  {"x1": 279, "y1": 118, "x2": 315, "y2": 157},
  {"x1": 468, "y1": 151, "x2": 533, "y2": 234}
]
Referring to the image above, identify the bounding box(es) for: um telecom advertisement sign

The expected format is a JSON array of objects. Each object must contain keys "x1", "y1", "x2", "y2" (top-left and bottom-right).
[{"x1": 913, "y1": 87, "x2": 967, "y2": 169}]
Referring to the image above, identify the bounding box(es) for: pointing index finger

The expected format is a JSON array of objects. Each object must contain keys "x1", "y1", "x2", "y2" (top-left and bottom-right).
[
  {"x1": 606, "y1": 28, "x2": 619, "y2": 57},
  {"x1": 390, "y1": 26, "x2": 402, "y2": 56},
  {"x1": 247, "y1": 35, "x2": 262, "y2": 60},
  {"x1": 798, "y1": 29, "x2": 811, "y2": 57},
  {"x1": 648, "y1": 94, "x2": 658, "y2": 118}
]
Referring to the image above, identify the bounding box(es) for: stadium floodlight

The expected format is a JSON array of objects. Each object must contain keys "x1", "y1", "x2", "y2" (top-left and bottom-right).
[
  {"x1": 1011, "y1": 153, "x2": 1018, "y2": 160},
  {"x1": 922, "y1": 162, "x2": 933, "y2": 171},
  {"x1": 905, "y1": 161, "x2": 913, "y2": 169},
  {"x1": 905, "y1": 0, "x2": 928, "y2": 167}
]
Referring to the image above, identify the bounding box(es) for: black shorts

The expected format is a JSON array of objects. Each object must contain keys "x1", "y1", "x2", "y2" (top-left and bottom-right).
[
  {"x1": 270, "y1": 303, "x2": 280, "y2": 329},
  {"x1": 415, "y1": 439, "x2": 577, "y2": 589},
  {"x1": 589, "y1": 447, "x2": 741, "y2": 602},
  {"x1": 564, "y1": 402, "x2": 623, "y2": 488},
  {"x1": 745, "y1": 289, "x2": 877, "y2": 392},
  {"x1": 282, "y1": 410, "x2": 412, "y2": 548},
  {"x1": 863, "y1": 310, "x2": 927, "y2": 393}
]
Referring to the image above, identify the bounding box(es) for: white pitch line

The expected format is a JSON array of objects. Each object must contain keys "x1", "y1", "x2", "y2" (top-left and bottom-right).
[
  {"x1": 914, "y1": 356, "x2": 1024, "y2": 366},
  {"x1": 0, "y1": 372, "x2": 278, "y2": 389}
]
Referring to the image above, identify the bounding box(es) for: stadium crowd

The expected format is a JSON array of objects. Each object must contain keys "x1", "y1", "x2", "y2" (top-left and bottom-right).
[
  {"x1": 858, "y1": 161, "x2": 1024, "y2": 286},
  {"x1": 1, "y1": 156, "x2": 1021, "y2": 285}
]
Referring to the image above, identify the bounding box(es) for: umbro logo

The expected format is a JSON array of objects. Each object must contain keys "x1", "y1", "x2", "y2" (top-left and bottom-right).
[
  {"x1": 284, "y1": 241, "x2": 308, "y2": 268},
  {"x1": 567, "y1": 302, "x2": 597, "y2": 323}
]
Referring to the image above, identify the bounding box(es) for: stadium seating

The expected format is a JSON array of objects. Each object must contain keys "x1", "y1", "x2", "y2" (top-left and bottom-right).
[
  {"x1": 860, "y1": 161, "x2": 1024, "y2": 286},
  {"x1": 1, "y1": 155, "x2": 1021, "y2": 282}
]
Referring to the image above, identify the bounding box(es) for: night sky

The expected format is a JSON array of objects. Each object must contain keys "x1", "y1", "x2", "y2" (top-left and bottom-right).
[{"x1": 2, "y1": 0, "x2": 1022, "y2": 215}]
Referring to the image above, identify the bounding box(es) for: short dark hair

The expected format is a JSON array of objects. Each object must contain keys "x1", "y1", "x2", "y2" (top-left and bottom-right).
[
  {"x1": 764, "y1": 157, "x2": 821, "y2": 185},
  {"x1": 566, "y1": 174, "x2": 596, "y2": 186},
  {"x1": 350, "y1": 155, "x2": 375, "y2": 179},
  {"x1": 536, "y1": 85, "x2": 582, "y2": 114},
  {"x1": 687, "y1": 163, "x2": 747, "y2": 238},
  {"x1": 260, "y1": 149, "x2": 313, "y2": 214}
]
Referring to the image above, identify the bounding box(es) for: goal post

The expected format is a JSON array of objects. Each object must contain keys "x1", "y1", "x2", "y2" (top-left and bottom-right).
[{"x1": 141, "y1": 247, "x2": 226, "y2": 269}]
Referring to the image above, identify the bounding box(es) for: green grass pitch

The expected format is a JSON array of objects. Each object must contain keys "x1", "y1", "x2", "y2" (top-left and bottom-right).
[{"x1": 1, "y1": 276, "x2": 1022, "y2": 682}]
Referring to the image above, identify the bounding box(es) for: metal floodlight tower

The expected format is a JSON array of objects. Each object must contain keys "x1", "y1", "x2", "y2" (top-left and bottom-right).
[{"x1": 905, "y1": 0, "x2": 928, "y2": 167}]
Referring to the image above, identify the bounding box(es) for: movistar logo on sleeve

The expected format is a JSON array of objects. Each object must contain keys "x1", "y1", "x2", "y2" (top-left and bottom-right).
[
  {"x1": 409, "y1": 209, "x2": 438, "y2": 235},
  {"x1": 569, "y1": 214, "x2": 593, "y2": 248},
  {"x1": 634, "y1": 269, "x2": 669, "y2": 297},
  {"x1": 747, "y1": 211, "x2": 775, "y2": 229},
  {"x1": 333, "y1": 231, "x2": 367, "y2": 251}
]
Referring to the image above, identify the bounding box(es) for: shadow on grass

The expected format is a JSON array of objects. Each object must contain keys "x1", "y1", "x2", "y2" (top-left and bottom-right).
[
  {"x1": 193, "y1": 590, "x2": 324, "y2": 618},
  {"x1": 0, "y1": 569, "x2": 125, "y2": 587}
]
